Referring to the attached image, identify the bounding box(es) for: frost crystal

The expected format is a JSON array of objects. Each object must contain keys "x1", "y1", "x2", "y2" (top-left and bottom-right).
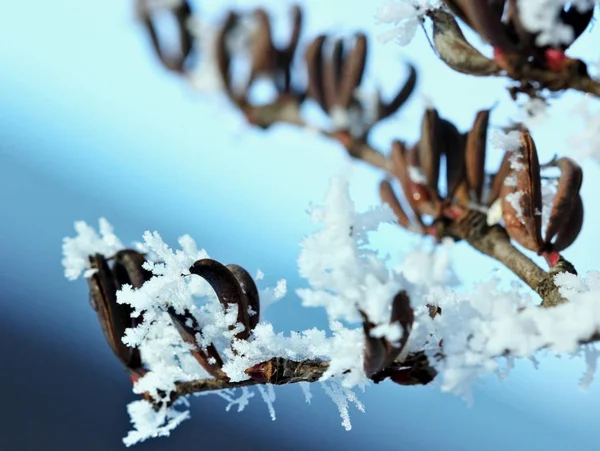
[
  {"x1": 62, "y1": 218, "x2": 124, "y2": 281},
  {"x1": 376, "y1": 1, "x2": 441, "y2": 46}
]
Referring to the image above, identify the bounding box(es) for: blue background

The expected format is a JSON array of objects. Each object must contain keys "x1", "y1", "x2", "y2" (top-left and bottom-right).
[{"x1": 1, "y1": 1, "x2": 600, "y2": 449}]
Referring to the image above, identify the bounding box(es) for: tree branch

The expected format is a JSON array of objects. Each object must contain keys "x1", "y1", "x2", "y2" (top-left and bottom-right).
[{"x1": 167, "y1": 352, "x2": 436, "y2": 406}]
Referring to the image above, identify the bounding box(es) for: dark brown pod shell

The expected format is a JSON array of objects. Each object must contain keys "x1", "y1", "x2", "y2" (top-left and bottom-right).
[
  {"x1": 338, "y1": 33, "x2": 367, "y2": 110},
  {"x1": 464, "y1": 0, "x2": 518, "y2": 52},
  {"x1": 543, "y1": 157, "x2": 583, "y2": 245},
  {"x1": 465, "y1": 109, "x2": 490, "y2": 202},
  {"x1": 488, "y1": 151, "x2": 513, "y2": 206},
  {"x1": 361, "y1": 314, "x2": 387, "y2": 377},
  {"x1": 167, "y1": 308, "x2": 227, "y2": 379},
  {"x1": 439, "y1": 118, "x2": 465, "y2": 199},
  {"x1": 322, "y1": 38, "x2": 345, "y2": 111},
  {"x1": 305, "y1": 35, "x2": 327, "y2": 111},
  {"x1": 378, "y1": 65, "x2": 417, "y2": 119},
  {"x1": 419, "y1": 109, "x2": 442, "y2": 198},
  {"x1": 226, "y1": 264, "x2": 260, "y2": 331},
  {"x1": 88, "y1": 254, "x2": 143, "y2": 372},
  {"x1": 389, "y1": 141, "x2": 429, "y2": 225},
  {"x1": 112, "y1": 250, "x2": 152, "y2": 290},
  {"x1": 551, "y1": 193, "x2": 584, "y2": 252},
  {"x1": 383, "y1": 290, "x2": 414, "y2": 366},
  {"x1": 189, "y1": 259, "x2": 250, "y2": 340},
  {"x1": 500, "y1": 132, "x2": 544, "y2": 252},
  {"x1": 379, "y1": 179, "x2": 411, "y2": 230}
]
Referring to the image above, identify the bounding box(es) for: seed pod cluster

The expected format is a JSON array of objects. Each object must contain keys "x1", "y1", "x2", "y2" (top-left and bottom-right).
[
  {"x1": 87, "y1": 250, "x2": 153, "y2": 378},
  {"x1": 380, "y1": 107, "x2": 508, "y2": 236},
  {"x1": 362, "y1": 291, "x2": 414, "y2": 378},
  {"x1": 428, "y1": 2, "x2": 593, "y2": 79},
  {"x1": 304, "y1": 33, "x2": 416, "y2": 140},
  {"x1": 209, "y1": 5, "x2": 416, "y2": 133},
  {"x1": 215, "y1": 6, "x2": 304, "y2": 116},
  {"x1": 500, "y1": 131, "x2": 584, "y2": 256},
  {"x1": 136, "y1": 0, "x2": 195, "y2": 74},
  {"x1": 167, "y1": 259, "x2": 261, "y2": 381}
]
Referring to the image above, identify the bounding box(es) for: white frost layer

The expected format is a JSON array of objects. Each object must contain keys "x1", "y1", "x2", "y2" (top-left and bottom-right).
[{"x1": 62, "y1": 175, "x2": 600, "y2": 445}]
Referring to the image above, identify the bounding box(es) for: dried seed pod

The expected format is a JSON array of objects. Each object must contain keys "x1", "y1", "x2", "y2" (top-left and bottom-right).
[
  {"x1": 167, "y1": 308, "x2": 227, "y2": 379},
  {"x1": 112, "y1": 250, "x2": 153, "y2": 290},
  {"x1": 323, "y1": 38, "x2": 345, "y2": 112},
  {"x1": 463, "y1": 0, "x2": 518, "y2": 52},
  {"x1": 390, "y1": 141, "x2": 430, "y2": 224},
  {"x1": 383, "y1": 290, "x2": 414, "y2": 366},
  {"x1": 428, "y1": 8, "x2": 501, "y2": 76},
  {"x1": 419, "y1": 109, "x2": 442, "y2": 199},
  {"x1": 552, "y1": 193, "x2": 584, "y2": 252},
  {"x1": 136, "y1": 0, "x2": 195, "y2": 73},
  {"x1": 88, "y1": 254, "x2": 143, "y2": 373},
  {"x1": 465, "y1": 109, "x2": 491, "y2": 202},
  {"x1": 543, "y1": 157, "x2": 583, "y2": 245},
  {"x1": 377, "y1": 65, "x2": 417, "y2": 120},
  {"x1": 305, "y1": 35, "x2": 328, "y2": 111},
  {"x1": 215, "y1": 11, "x2": 241, "y2": 102},
  {"x1": 379, "y1": 179, "x2": 411, "y2": 230},
  {"x1": 439, "y1": 118, "x2": 465, "y2": 199},
  {"x1": 500, "y1": 132, "x2": 544, "y2": 252},
  {"x1": 361, "y1": 313, "x2": 387, "y2": 377},
  {"x1": 189, "y1": 259, "x2": 251, "y2": 340},
  {"x1": 338, "y1": 33, "x2": 367, "y2": 110},
  {"x1": 488, "y1": 150, "x2": 512, "y2": 205},
  {"x1": 246, "y1": 9, "x2": 278, "y2": 88},
  {"x1": 226, "y1": 264, "x2": 261, "y2": 331}
]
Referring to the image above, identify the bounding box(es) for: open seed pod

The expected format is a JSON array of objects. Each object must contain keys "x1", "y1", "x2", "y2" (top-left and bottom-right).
[
  {"x1": 362, "y1": 290, "x2": 414, "y2": 378},
  {"x1": 500, "y1": 130, "x2": 544, "y2": 252},
  {"x1": 136, "y1": 0, "x2": 195, "y2": 74},
  {"x1": 214, "y1": 5, "x2": 304, "y2": 128},
  {"x1": 305, "y1": 33, "x2": 416, "y2": 140},
  {"x1": 542, "y1": 157, "x2": 584, "y2": 253},
  {"x1": 168, "y1": 259, "x2": 261, "y2": 379},
  {"x1": 87, "y1": 251, "x2": 152, "y2": 376}
]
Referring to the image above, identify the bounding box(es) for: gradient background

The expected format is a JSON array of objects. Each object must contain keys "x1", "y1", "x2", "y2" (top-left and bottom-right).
[{"x1": 1, "y1": 1, "x2": 600, "y2": 450}]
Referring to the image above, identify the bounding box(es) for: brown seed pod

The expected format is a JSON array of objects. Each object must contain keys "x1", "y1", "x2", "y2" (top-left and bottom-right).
[
  {"x1": 323, "y1": 38, "x2": 345, "y2": 112},
  {"x1": 439, "y1": 118, "x2": 466, "y2": 199},
  {"x1": 112, "y1": 250, "x2": 153, "y2": 290},
  {"x1": 383, "y1": 290, "x2": 414, "y2": 366},
  {"x1": 88, "y1": 254, "x2": 143, "y2": 373},
  {"x1": 361, "y1": 313, "x2": 388, "y2": 377},
  {"x1": 500, "y1": 132, "x2": 544, "y2": 252},
  {"x1": 189, "y1": 259, "x2": 251, "y2": 341},
  {"x1": 226, "y1": 264, "x2": 261, "y2": 331},
  {"x1": 551, "y1": 193, "x2": 584, "y2": 252},
  {"x1": 136, "y1": 0, "x2": 195, "y2": 73},
  {"x1": 167, "y1": 308, "x2": 227, "y2": 379},
  {"x1": 305, "y1": 35, "x2": 328, "y2": 111},
  {"x1": 377, "y1": 65, "x2": 417, "y2": 120},
  {"x1": 428, "y1": 8, "x2": 501, "y2": 76},
  {"x1": 488, "y1": 150, "x2": 513, "y2": 205},
  {"x1": 379, "y1": 179, "x2": 412, "y2": 230},
  {"x1": 543, "y1": 157, "x2": 583, "y2": 246},
  {"x1": 465, "y1": 109, "x2": 490, "y2": 203},
  {"x1": 419, "y1": 109, "x2": 442, "y2": 199},
  {"x1": 390, "y1": 141, "x2": 432, "y2": 223},
  {"x1": 338, "y1": 33, "x2": 367, "y2": 110},
  {"x1": 463, "y1": 0, "x2": 518, "y2": 53}
]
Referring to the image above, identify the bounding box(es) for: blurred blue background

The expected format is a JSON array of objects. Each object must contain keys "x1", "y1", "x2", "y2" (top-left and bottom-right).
[{"x1": 1, "y1": 0, "x2": 600, "y2": 449}]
